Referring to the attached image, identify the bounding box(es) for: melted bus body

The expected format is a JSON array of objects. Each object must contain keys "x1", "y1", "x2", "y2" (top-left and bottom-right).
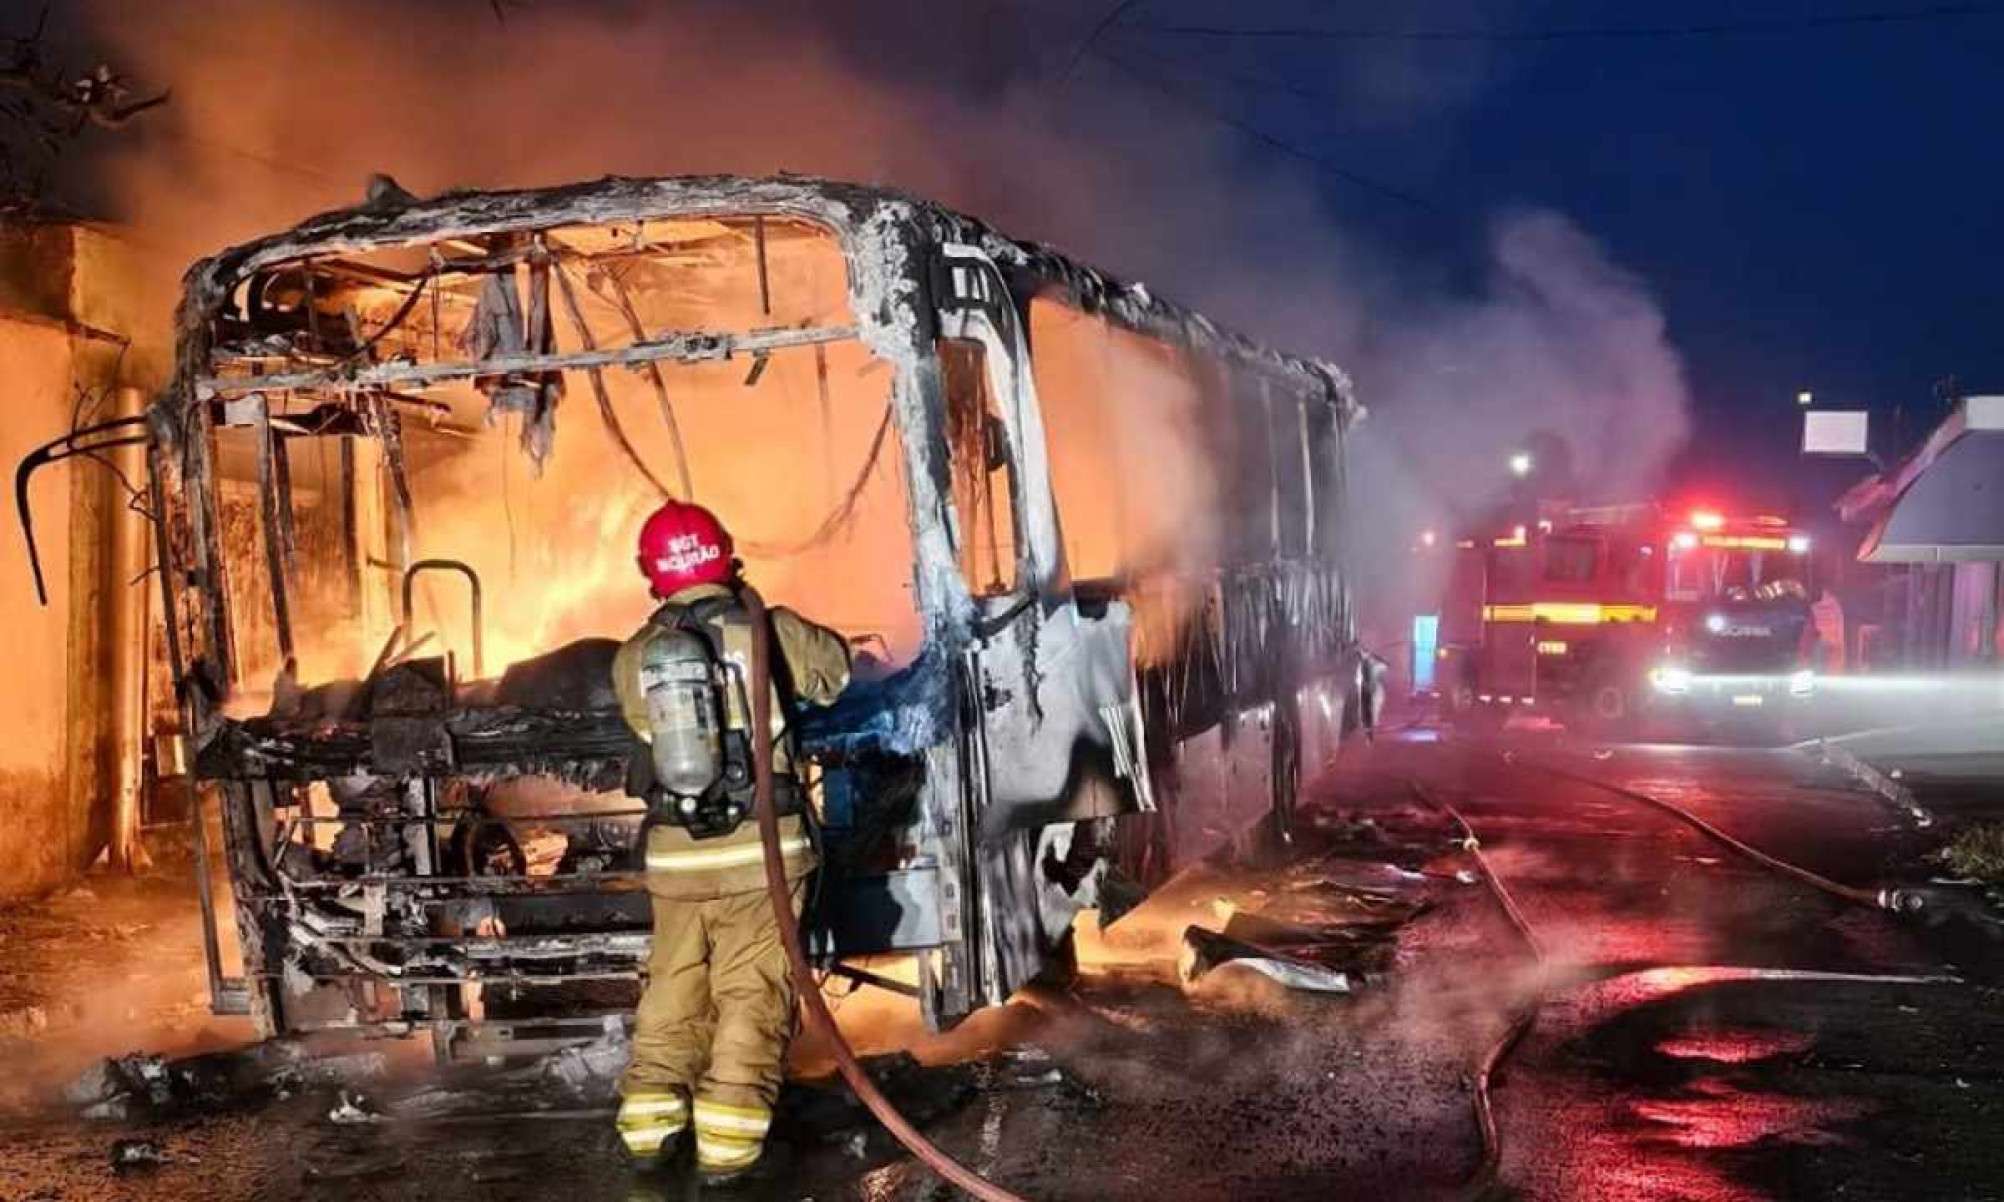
[{"x1": 42, "y1": 177, "x2": 1367, "y2": 1049}]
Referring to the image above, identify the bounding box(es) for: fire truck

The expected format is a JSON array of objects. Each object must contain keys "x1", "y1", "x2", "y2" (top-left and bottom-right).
[{"x1": 1431, "y1": 503, "x2": 1818, "y2": 733}]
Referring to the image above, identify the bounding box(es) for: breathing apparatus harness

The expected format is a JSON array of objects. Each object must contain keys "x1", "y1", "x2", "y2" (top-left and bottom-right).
[{"x1": 633, "y1": 593, "x2": 800, "y2": 839}]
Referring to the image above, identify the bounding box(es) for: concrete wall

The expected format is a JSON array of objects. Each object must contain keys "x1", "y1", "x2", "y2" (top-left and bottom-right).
[
  {"x1": 0, "y1": 222, "x2": 166, "y2": 900},
  {"x1": 0, "y1": 314, "x2": 84, "y2": 896}
]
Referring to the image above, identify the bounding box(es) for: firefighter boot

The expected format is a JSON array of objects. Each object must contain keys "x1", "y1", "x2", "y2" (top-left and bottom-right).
[
  {"x1": 692, "y1": 1097, "x2": 778, "y2": 1185},
  {"x1": 615, "y1": 1087, "x2": 689, "y2": 1167}
]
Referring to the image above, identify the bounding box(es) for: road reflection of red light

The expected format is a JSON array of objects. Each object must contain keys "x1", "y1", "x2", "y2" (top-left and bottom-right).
[
  {"x1": 1512, "y1": 968, "x2": 1928, "y2": 1202},
  {"x1": 1590, "y1": 964, "x2": 1730, "y2": 1011},
  {"x1": 1631, "y1": 1084, "x2": 1865, "y2": 1149},
  {"x1": 1656, "y1": 1028, "x2": 1813, "y2": 1064}
]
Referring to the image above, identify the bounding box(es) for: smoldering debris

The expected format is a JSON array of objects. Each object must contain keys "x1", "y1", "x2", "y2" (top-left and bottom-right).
[
  {"x1": 536, "y1": 1025, "x2": 630, "y2": 1097},
  {"x1": 1177, "y1": 900, "x2": 1418, "y2": 995},
  {"x1": 66, "y1": 1040, "x2": 390, "y2": 1121}
]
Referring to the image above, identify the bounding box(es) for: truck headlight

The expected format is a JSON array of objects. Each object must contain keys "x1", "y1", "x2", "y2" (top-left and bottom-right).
[
  {"x1": 1652, "y1": 664, "x2": 1693, "y2": 694},
  {"x1": 1705, "y1": 612, "x2": 1727, "y2": 633},
  {"x1": 1789, "y1": 669, "x2": 1816, "y2": 697}
]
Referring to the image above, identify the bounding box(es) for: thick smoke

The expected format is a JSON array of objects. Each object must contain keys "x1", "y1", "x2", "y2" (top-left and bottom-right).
[
  {"x1": 1347, "y1": 209, "x2": 1693, "y2": 649},
  {"x1": 1368, "y1": 209, "x2": 1691, "y2": 503},
  {"x1": 61, "y1": 0, "x2": 1689, "y2": 660}
]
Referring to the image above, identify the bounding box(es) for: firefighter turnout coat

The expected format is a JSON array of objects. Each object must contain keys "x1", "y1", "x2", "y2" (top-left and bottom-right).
[{"x1": 612, "y1": 582, "x2": 849, "y2": 1171}]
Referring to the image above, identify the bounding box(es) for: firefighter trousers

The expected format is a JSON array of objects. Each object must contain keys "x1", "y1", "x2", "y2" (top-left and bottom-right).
[{"x1": 620, "y1": 883, "x2": 802, "y2": 1168}]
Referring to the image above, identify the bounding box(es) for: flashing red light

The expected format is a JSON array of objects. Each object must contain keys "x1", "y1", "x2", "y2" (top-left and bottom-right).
[
  {"x1": 1689, "y1": 510, "x2": 1725, "y2": 531},
  {"x1": 1671, "y1": 531, "x2": 1699, "y2": 551}
]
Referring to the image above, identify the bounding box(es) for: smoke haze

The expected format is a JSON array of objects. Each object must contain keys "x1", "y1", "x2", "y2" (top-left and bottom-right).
[{"x1": 51, "y1": 0, "x2": 1691, "y2": 650}]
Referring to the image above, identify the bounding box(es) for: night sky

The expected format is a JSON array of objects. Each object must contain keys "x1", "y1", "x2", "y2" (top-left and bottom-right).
[
  {"x1": 1081, "y1": 0, "x2": 2004, "y2": 493},
  {"x1": 29, "y1": 0, "x2": 2004, "y2": 516}
]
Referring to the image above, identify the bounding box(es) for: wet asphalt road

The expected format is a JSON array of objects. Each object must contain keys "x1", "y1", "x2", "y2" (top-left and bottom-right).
[
  {"x1": 4, "y1": 724, "x2": 2002, "y2": 1201},
  {"x1": 1383, "y1": 727, "x2": 2004, "y2": 1202}
]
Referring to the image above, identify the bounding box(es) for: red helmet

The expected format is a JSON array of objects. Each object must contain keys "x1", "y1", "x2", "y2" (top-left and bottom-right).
[{"x1": 636, "y1": 500, "x2": 735, "y2": 595}]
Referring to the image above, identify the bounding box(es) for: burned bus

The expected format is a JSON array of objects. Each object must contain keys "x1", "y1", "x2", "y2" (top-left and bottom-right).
[{"x1": 25, "y1": 176, "x2": 1364, "y2": 1051}]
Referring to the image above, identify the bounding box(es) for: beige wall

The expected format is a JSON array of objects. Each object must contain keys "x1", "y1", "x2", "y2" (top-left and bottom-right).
[
  {"x1": 0, "y1": 222, "x2": 165, "y2": 900},
  {"x1": 0, "y1": 316, "x2": 85, "y2": 896}
]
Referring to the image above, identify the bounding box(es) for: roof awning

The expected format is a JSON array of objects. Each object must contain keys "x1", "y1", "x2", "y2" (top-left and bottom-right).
[{"x1": 1858, "y1": 396, "x2": 2004, "y2": 563}]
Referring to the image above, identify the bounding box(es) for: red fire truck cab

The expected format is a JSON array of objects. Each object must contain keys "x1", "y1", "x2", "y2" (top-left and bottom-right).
[{"x1": 1434, "y1": 503, "x2": 1817, "y2": 733}]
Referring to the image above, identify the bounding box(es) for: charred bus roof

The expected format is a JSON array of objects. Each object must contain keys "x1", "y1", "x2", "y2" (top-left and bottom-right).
[{"x1": 167, "y1": 173, "x2": 1358, "y2": 422}]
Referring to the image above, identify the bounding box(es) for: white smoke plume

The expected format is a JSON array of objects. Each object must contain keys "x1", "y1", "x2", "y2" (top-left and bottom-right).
[
  {"x1": 1346, "y1": 208, "x2": 1693, "y2": 647},
  {"x1": 46, "y1": 0, "x2": 1689, "y2": 655},
  {"x1": 1368, "y1": 209, "x2": 1691, "y2": 503}
]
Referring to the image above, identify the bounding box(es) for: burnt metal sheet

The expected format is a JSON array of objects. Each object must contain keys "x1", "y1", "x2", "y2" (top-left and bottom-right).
[{"x1": 815, "y1": 865, "x2": 945, "y2": 954}]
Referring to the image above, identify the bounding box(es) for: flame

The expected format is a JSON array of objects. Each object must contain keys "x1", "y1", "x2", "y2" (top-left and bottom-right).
[{"x1": 277, "y1": 218, "x2": 925, "y2": 686}]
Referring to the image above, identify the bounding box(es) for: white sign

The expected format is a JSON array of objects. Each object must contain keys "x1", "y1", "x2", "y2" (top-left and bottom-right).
[
  {"x1": 1965, "y1": 395, "x2": 2004, "y2": 431},
  {"x1": 1803, "y1": 409, "x2": 1870, "y2": 456}
]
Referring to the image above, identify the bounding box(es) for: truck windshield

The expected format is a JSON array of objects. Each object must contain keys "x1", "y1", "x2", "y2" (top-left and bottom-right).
[{"x1": 1667, "y1": 547, "x2": 1807, "y2": 603}]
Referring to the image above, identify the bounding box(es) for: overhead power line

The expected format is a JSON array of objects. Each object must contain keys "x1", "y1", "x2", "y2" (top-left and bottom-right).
[
  {"x1": 1056, "y1": 0, "x2": 1150, "y2": 90},
  {"x1": 1122, "y1": 45, "x2": 1355, "y2": 107},
  {"x1": 1123, "y1": 3, "x2": 2004, "y2": 44}
]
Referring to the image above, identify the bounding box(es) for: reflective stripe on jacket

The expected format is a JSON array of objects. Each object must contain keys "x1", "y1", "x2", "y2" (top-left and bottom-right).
[{"x1": 641, "y1": 819, "x2": 815, "y2": 900}]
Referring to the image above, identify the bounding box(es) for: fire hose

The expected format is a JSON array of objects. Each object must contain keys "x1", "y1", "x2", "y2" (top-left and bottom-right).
[
  {"x1": 742, "y1": 586, "x2": 1030, "y2": 1202},
  {"x1": 1510, "y1": 752, "x2": 1947, "y2": 916},
  {"x1": 1420, "y1": 748, "x2": 1989, "y2": 1194},
  {"x1": 1408, "y1": 782, "x2": 1543, "y2": 1195}
]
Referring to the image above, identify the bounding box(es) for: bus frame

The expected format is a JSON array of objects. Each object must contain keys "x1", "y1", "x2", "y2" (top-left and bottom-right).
[{"x1": 73, "y1": 175, "x2": 1366, "y2": 1052}]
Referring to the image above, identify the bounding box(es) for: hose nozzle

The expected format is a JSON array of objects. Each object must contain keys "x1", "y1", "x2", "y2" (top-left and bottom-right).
[
  {"x1": 1879, "y1": 883, "x2": 2004, "y2": 934},
  {"x1": 1878, "y1": 888, "x2": 1927, "y2": 915}
]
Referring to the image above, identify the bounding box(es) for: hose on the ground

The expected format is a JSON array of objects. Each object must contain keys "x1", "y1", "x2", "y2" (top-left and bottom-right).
[
  {"x1": 1417, "y1": 745, "x2": 1974, "y2": 1196},
  {"x1": 1508, "y1": 753, "x2": 1884, "y2": 909},
  {"x1": 1408, "y1": 782, "x2": 1544, "y2": 1196},
  {"x1": 742, "y1": 586, "x2": 1029, "y2": 1202}
]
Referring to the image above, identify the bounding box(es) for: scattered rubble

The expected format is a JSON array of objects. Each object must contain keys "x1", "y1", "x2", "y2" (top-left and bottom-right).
[
  {"x1": 1180, "y1": 925, "x2": 1355, "y2": 994},
  {"x1": 108, "y1": 1137, "x2": 168, "y2": 1173},
  {"x1": 782, "y1": 1051, "x2": 979, "y2": 1151},
  {"x1": 328, "y1": 1090, "x2": 377, "y2": 1124},
  {"x1": 535, "y1": 1023, "x2": 628, "y2": 1099},
  {"x1": 66, "y1": 1040, "x2": 390, "y2": 1120}
]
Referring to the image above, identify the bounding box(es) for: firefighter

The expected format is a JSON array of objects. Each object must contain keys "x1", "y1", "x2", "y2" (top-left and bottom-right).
[{"x1": 612, "y1": 500, "x2": 850, "y2": 1183}]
